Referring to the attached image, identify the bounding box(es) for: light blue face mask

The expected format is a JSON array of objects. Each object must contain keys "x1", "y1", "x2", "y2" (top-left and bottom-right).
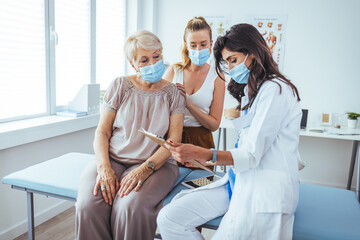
[
  {"x1": 229, "y1": 54, "x2": 250, "y2": 84},
  {"x1": 139, "y1": 59, "x2": 165, "y2": 83},
  {"x1": 188, "y1": 48, "x2": 210, "y2": 66}
]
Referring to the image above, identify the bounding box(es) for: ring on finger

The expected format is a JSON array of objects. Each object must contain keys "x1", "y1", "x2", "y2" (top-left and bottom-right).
[
  {"x1": 101, "y1": 185, "x2": 106, "y2": 191},
  {"x1": 138, "y1": 180, "x2": 142, "y2": 185}
]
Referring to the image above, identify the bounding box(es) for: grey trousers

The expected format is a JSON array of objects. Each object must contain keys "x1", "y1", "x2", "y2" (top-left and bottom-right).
[{"x1": 75, "y1": 159, "x2": 179, "y2": 240}]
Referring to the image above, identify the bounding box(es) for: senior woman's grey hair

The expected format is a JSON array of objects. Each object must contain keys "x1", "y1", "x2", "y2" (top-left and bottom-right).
[{"x1": 124, "y1": 30, "x2": 163, "y2": 64}]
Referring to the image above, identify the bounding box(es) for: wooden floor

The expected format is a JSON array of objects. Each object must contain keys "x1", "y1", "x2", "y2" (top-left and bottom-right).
[
  {"x1": 14, "y1": 207, "x2": 215, "y2": 240},
  {"x1": 14, "y1": 207, "x2": 76, "y2": 240}
]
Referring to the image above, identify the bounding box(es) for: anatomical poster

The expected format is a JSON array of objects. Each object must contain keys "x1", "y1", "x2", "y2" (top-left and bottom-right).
[
  {"x1": 204, "y1": 15, "x2": 232, "y2": 42},
  {"x1": 246, "y1": 14, "x2": 288, "y2": 71},
  {"x1": 204, "y1": 15, "x2": 232, "y2": 66}
]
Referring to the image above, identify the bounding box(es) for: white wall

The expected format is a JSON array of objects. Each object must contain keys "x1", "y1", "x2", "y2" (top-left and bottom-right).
[
  {"x1": 155, "y1": 0, "x2": 360, "y2": 121},
  {"x1": 0, "y1": 128, "x2": 95, "y2": 240},
  {"x1": 154, "y1": 0, "x2": 360, "y2": 188}
]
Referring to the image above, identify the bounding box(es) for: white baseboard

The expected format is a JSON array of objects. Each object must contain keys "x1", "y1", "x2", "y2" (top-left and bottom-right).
[{"x1": 0, "y1": 200, "x2": 74, "y2": 240}]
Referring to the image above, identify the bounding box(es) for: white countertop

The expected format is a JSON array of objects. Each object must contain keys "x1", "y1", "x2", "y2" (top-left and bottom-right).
[{"x1": 220, "y1": 118, "x2": 360, "y2": 141}]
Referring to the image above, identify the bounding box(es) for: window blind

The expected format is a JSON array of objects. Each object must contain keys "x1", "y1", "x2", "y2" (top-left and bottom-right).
[
  {"x1": 0, "y1": 0, "x2": 47, "y2": 120},
  {"x1": 55, "y1": 0, "x2": 91, "y2": 106},
  {"x1": 96, "y1": 0, "x2": 126, "y2": 90}
]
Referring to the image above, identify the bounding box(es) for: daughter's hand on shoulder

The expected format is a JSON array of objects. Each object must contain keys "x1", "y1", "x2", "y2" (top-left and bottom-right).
[
  {"x1": 175, "y1": 83, "x2": 186, "y2": 95},
  {"x1": 175, "y1": 83, "x2": 191, "y2": 107}
]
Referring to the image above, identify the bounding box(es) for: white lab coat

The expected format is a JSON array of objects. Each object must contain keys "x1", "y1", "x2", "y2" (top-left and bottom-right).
[{"x1": 173, "y1": 79, "x2": 302, "y2": 239}]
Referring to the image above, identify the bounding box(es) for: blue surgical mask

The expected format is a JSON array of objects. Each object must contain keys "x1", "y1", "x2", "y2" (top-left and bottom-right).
[
  {"x1": 139, "y1": 59, "x2": 165, "y2": 83},
  {"x1": 188, "y1": 48, "x2": 210, "y2": 66},
  {"x1": 229, "y1": 54, "x2": 250, "y2": 84}
]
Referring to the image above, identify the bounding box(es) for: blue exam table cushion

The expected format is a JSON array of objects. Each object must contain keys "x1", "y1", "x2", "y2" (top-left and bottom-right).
[
  {"x1": 2, "y1": 153, "x2": 94, "y2": 199},
  {"x1": 1, "y1": 153, "x2": 191, "y2": 201},
  {"x1": 293, "y1": 184, "x2": 360, "y2": 240},
  {"x1": 174, "y1": 167, "x2": 192, "y2": 186}
]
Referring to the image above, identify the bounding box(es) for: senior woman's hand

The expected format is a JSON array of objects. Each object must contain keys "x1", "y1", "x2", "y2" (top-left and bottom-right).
[
  {"x1": 93, "y1": 167, "x2": 120, "y2": 206},
  {"x1": 118, "y1": 164, "x2": 153, "y2": 198}
]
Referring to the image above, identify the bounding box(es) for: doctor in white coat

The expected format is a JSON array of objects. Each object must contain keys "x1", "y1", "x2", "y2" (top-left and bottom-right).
[{"x1": 157, "y1": 23, "x2": 302, "y2": 240}]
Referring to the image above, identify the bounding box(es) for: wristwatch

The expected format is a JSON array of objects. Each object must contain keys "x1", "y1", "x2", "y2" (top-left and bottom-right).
[
  {"x1": 206, "y1": 148, "x2": 217, "y2": 165},
  {"x1": 145, "y1": 160, "x2": 156, "y2": 172}
]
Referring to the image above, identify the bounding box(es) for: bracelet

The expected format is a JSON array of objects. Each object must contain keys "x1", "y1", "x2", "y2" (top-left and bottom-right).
[
  {"x1": 206, "y1": 148, "x2": 217, "y2": 165},
  {"x1": 145, "y1": 160, "x2": 156, "y2": 172}
]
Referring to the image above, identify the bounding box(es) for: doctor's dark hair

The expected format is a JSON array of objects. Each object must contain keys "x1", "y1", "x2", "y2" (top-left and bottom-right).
[{"x1": 213, "y1": 23, "x2": 300, "y2": 110}]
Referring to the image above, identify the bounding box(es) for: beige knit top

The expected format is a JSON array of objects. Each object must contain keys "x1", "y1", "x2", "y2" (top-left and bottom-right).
[{"x1": 102, "y1": 76, "x2": 185, "y2": 164}]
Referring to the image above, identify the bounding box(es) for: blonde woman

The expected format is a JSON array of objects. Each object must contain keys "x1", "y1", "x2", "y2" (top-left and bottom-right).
[
  {"x1": 163, "y1": 17, "x2": 225, "y2": 169},
  {"x1": 75, "y1": 30, "x2": 185, "y2": 240}
]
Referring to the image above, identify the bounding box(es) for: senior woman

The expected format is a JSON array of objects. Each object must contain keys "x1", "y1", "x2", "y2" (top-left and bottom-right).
[{"x1": 75, "y1": 30, "x2": 185, "y2": 240}]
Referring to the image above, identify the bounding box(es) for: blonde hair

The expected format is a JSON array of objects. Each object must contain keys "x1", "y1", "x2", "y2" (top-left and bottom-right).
[
  {"x1": 124, "y1": 30, "x2": 163, "y2": 64},
  {"x1": 174, "y1": 16, "x2": 212, "y2": 71}
]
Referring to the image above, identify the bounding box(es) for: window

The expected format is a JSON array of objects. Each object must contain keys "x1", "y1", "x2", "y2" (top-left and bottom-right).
[
  {"x1": 96, "y1": 0, "x2": 126, "y2": 90},
  {"x1": 0, "y1": 0, "x2": 126, "y2": 123},
  {"x1": 55, "y1": 0, "x2": 91, "y2": 106},
  {"x1": 0, "y1": 0, "x2": 47, "y2": 121}
]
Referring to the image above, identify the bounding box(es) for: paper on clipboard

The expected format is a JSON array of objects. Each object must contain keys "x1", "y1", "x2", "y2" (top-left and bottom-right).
[
  {"x1": 138, "y1": 128, "x2": 216, "y2": 175},
  {"x1": 138, "y1": 128, "x2": 169, "y2": 148},
  {"x1": 187, "y1": 160, "x2": 216, "y2": 175}
]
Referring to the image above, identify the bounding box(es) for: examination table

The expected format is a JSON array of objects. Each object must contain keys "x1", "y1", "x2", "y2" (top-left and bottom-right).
[{"x1": 2, "y1": 153, "x2": 360, "y2": 240}]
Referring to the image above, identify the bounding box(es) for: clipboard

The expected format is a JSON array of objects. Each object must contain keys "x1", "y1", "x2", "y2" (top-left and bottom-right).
[
  {"x1": 138, "y1": 128, "x2": 169, "y2": 148},
  {"x1": 138, "y1": 128, "x2": 216, "y2": 175}
]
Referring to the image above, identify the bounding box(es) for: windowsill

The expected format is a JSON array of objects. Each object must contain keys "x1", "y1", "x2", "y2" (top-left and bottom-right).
[{"x1": 0, "y1": 114, "x2": 100, "y2": 150}]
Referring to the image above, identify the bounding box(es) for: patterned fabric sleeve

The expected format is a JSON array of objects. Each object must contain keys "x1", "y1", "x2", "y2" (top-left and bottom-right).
[
  {"x1": 169, "y1": 84, "x2": 186, "y2": 115},
  {"x1": 102, "y1": 77, "x2": 126, "y2": 112}
]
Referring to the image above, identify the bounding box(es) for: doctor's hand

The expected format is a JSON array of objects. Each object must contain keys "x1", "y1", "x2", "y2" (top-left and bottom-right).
[
  {"x1": 93, "y1": 167, "x2": 120, "y2": 206},
  {"x1": 118, "y1": 164, "x2": 152, "y2": 198},
  {"x1": 165, "y1": 142, "x2": 210, "y2": 167}
]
